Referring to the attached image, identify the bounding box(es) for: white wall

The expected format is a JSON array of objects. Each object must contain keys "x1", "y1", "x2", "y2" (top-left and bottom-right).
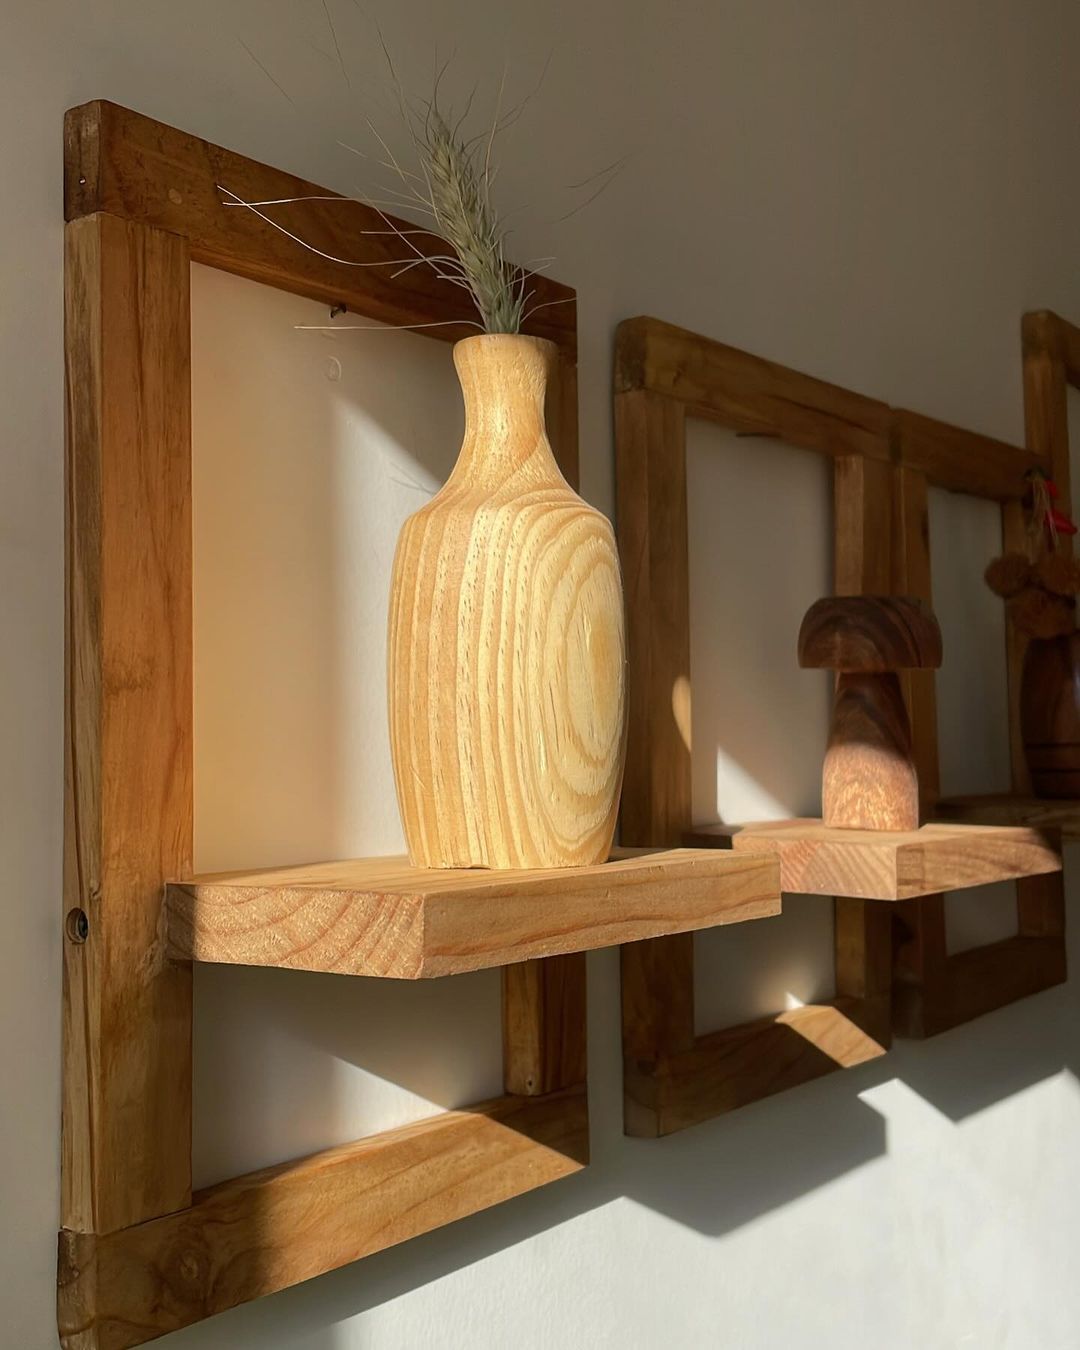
[{"x1": 5, "y1": 2, "x2": 1080, "y2": 1346}]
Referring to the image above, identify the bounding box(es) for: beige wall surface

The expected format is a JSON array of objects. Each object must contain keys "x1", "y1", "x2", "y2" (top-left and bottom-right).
[{"x1": 5, "y1": 2, "x2": 1080, "y2": 1346}]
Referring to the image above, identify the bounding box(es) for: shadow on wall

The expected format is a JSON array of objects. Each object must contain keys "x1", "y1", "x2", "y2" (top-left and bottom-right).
[
  {"x1": 172, "y1": 905, "x2": 1080, "y2": 1350},
  {"x1": 184, "y1": 266, "x2": 1078, "y2": 1349}
]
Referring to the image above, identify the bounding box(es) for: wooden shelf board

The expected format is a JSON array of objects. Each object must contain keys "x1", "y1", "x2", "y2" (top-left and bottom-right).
[
  {"x1": 934, "y1": 793, "x2": 1080, "y2": 840},
  {"x1": 167, "y1": 847, "x2": 782, "y2": 979},
  {"x1": 685, "y1": 819, "x2": 1061, "y2": 900}
]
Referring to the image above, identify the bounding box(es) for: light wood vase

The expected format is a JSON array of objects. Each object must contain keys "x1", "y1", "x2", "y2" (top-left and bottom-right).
[{"x1": 388, "y1": 334, "x2": 627, "y2": 869}]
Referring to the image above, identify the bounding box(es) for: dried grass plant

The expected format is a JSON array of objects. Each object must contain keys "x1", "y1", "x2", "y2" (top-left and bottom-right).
[{"x1": 221, "y1": 44, "x2": 619, "y2": 336}]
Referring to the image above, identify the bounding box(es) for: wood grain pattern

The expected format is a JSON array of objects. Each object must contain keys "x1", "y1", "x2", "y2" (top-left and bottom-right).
[
  {"x1": 629, "y1": 998, "x2": 888, "y2": 1137},
  {"x1": 58, "y1": 1087, "x2": 588, "y2": 1350},
  {"x1": 895, "y1": 923, "x2": 1067, "y2": 1038},
  {"x1": 63, "y1": 212, "x2": 193, "y2": 1235},
  {"x1": 168, "y1": 848, "x2": 782, "y2": 978},
  {"x1": 891, "y1": 467, "x2": 941, "y2": 809},
  {"x1": 799, "y1": 597, "x2": 939, "y2": 831},
  {"x1": 388, "y1": 335, "x2": 625, "y2": 868},
  {"x1": 1021, "y1": 633, "x2": 1080, "y2": 796},
  {"x1": 934, "y1": 792, "x2": 1080, "y2": 838},
  {"x1": 615, "y1": 316, "x2": 891, "y2": 458},
  {"x1": 1002, "y1": 498, "x2": 1035, "y2": 794},
  {"x1": 798, "y1": 596, "x2": 942, "y2": 673},
  {"x1": 891, "y1": 407, "x2": 1045, "y2": 500},
  {"x1": 64, "y1": 100, "x2": 576, "y2": 353},
  {"x1": 614, "y1": 387, "x2": 690, "y2": 846},
  {"x1": 689, "y1": 819, "x2": 1062, "y2": 900},
  {"x1": 503, "y1": 954, "x2": 587, "y2": 1095},
  {"x1": 613, "y1": 321, "x2": 898, "y2": 1136},
  {"x1": 834, "y1": 455, "x2": 893, "y2": 596},
  {"x1": 823, "y1": 671, "x2": 920, "y2": 831}
]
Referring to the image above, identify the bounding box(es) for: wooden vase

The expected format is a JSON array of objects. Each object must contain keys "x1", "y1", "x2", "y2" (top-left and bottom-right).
[
  {"x1": 1021, "y1": 630, "x2": 1080, "y2": 797},
  {"x1": 388, "y1": 334, "x2": 627, "y2": 869}
]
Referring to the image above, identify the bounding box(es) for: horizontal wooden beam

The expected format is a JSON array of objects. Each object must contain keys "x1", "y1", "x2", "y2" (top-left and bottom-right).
[
  {"x1": 64, "y1": 100, "x2": 576, "y2": 353},
  {"x1": 167, "y1": 848, "x2": 781, "y2": 978},
  {"x1": 58, "y1": 1086, "x2": 588, "y2": 1350},
  {"x1": 625, "y1": 997, "x2": 889, "y2": 1137},
  {"x1": 891, "y1": 407, "x2": 1044, "y2": 500},
  {"x1": 894, "y1": 933, "x2": 1067, "y2": 1038},
  {"x1": 615, "y1": 316, "x2": 891, "y2": 459}
]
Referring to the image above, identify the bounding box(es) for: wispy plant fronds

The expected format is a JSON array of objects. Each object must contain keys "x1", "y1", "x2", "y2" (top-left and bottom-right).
[{"x1": 227, "y1": 41, "x2": 621, "y2": 335}]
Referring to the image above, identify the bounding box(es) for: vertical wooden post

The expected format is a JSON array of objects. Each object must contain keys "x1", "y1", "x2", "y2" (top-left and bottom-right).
[
  {"x1": 502, "y1": 955, "x2": 587, "y2": 1097},
  {"x1": 547, "y1": 349, "x2": 580, "y2": 490},
  {"x1": 615, "y1": 389, "x2": 691, "y2": 846},
  {"x1": 615, "y1": 387, "x2": 695, "y2": 1135},
  {"x1": 831, "y1": 453, "x2": 896, "y2": 1034},
  {"x1": 63, "y1": 213, "x2": 193, "y2": 1234}
]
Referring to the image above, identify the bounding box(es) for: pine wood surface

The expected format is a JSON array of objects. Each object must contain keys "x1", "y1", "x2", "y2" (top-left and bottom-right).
[
  {"x1": 689, "y1": 819, "x2": 1062, "y2": 900},
  {"x1": 63, "y1": 213, "x2": 193, "y2": 1235},
  {"x1": 388, "y1": 336, "x2": 626, "y2": 869},
  {"x1": 64, "y1": 101, "x2": 576, "y2": 353},
  {"x1": 168, "y1": 848, "x2": 781, "y2": 978},
  {"x1": 58, "y1": 1086, "x2": 588, "y2": 1350}
]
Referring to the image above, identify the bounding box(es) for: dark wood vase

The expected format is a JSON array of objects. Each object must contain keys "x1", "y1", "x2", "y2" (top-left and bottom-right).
[{"x1": 1021, "y1": 630, "x2": 1080, "y2": 796}]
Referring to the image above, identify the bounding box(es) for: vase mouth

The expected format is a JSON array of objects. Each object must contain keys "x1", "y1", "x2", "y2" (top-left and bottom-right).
[{"x1": 453, "y1": 332, "x2": 559, "y2": 359}]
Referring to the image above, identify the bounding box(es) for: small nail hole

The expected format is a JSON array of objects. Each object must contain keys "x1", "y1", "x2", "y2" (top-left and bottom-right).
[{"x1": 66, "y1": 908, "x2": 89, "y2": 943}]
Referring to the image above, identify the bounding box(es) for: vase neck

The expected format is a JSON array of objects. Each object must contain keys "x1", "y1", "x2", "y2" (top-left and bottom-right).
[{"x1": 451, "y1": 335, "x2": 562, "y2": 485}]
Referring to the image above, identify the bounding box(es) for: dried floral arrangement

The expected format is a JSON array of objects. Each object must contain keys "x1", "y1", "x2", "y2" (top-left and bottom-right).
[
  {"x1": 985, "y1": 471, "x2": 1080, "y2": 638},
  {"x1": 221, "y1": 48, "x2": 618, "y2": 336}
]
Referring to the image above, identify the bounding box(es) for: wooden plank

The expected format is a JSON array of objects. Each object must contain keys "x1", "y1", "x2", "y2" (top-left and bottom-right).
[
  {"x1": 901, "y1": 934, "x2": 1067, "y2": 1038},
  {"x1": 58, "y1": 1087, "x2": 588, "y2": 1350},
  {"x1": 690, "y1": 819, "x2": 1061, "y2": 901},
  {"x1": 892, "y1": 407, "x2": 1044, "y2": 499},
  {"x1": 168, "y1": 849, "x2": 781, "y2": 978},
  {"x1": 1022, "y1": 312, "x2": 1071, "y2": 524},
  {"x1": 63, "y1": 213, "x2": 193, "y2": 1235},
  {"x1": 1001, "y1": 499, "x2": 1034, "y2": 793},
  {"x1": 1017, "y1": 867, "x2": 1067, "y2": 940},
  {"x1": 891, "y1": 466, "x2": 941, "y2": 808},
  {"x1": 637, "y1": 999, "x2": 888, "y2": 1136},
  {"x1": 616, "y1": 316, "x2": 891, "y2": 459},
  {"x1": 935, "y1": 792, "x2": 1080, "y2": 839},
  {"x1": 834, "y1": 897, "x2": 893, "y2": 1003},
  {"x1": 547, "y1": 349, "x2": 580, "y2": 488},
  {"x1": 834, "y1": 455, "x2": 892, "y2": 595},
  {"x1": 614, "y1": 388, "x2": 691, "y2": 846},
  {"x1": 64, "y1": 100, "x2": 576, "y2": 353},
  {"x1": 503, "y1": 955, "x2": 587, "y2": 1096}
]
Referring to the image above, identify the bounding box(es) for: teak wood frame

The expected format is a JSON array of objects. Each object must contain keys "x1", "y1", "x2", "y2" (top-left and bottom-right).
[
  {"x1": 614, "y1": 315, "x2": 1068, "y2": 1132},
  {"x1": 60, "y1": 101, "x2": 586, "y2": 1349}
]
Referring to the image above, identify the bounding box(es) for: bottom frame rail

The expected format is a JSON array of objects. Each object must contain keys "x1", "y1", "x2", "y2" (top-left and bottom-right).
[{"x1": 58, "y1": 1085, "x2": 588, "y2": 1350}]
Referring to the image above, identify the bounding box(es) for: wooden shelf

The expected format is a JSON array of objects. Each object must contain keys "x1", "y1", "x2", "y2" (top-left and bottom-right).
[
  {"x1": 935, "y1": 793, "x2": 1080, "y2": 841},
  {"x1": 685, "y1": 819, "x2": 1062, "y2": 900},
  {"x1": 167, "y1": 848, "x2": 782, "y2": 978}
]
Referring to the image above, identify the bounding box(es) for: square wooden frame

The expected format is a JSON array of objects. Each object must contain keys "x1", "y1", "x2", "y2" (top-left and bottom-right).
[
  {"x1": 60, "y1": 101, "x2": 588, "y2": 1349},
  {"x1": 614, "y1": 315, "x2": 1068, "y2": 1133}
]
